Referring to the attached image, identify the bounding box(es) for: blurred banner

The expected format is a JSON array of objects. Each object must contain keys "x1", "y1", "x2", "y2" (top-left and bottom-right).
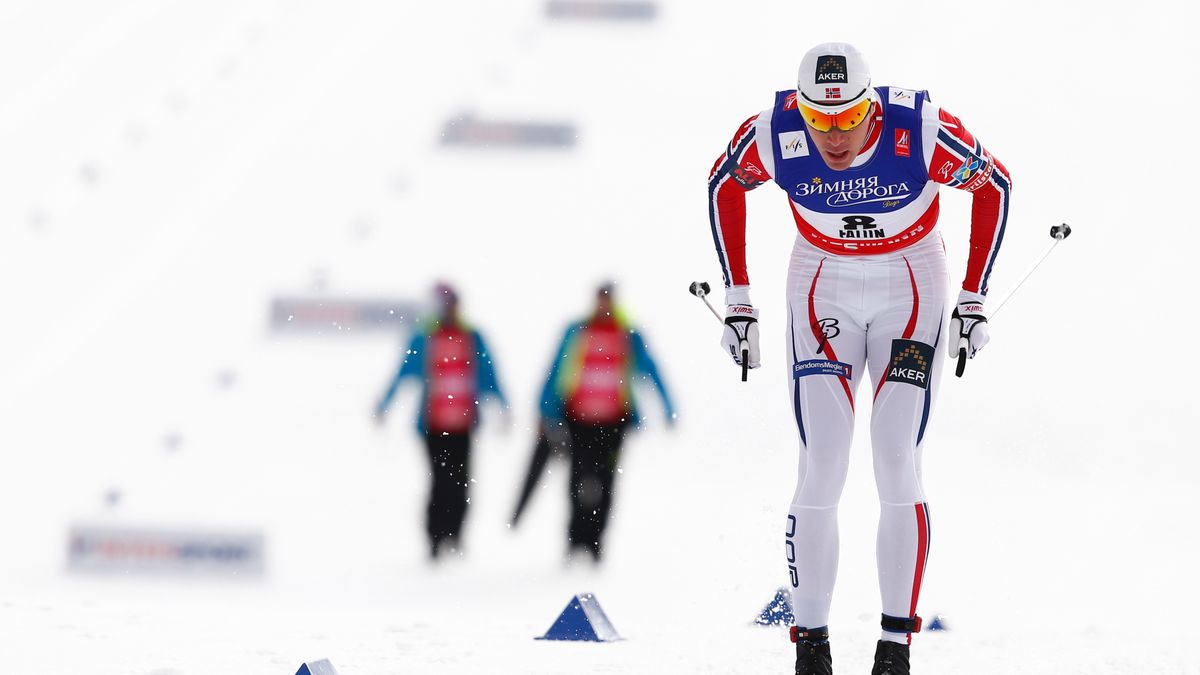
[
  {"x1": 545, "y1": 0, "x2": 658, "y2": 21},
  {"x1": 269, "y1": 297, "x2": 419, "y2": 333},
  {"x1": 439, "y1": 113, "x2": 576, "y2": 149},
  {"x1": 67, "y1": 524, "x2": 265, "y2": 576}
]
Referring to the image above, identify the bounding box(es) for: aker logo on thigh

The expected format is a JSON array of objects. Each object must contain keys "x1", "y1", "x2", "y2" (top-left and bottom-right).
[{"x1": 885, "y1": 339, "x2": 934, "y2": 389}]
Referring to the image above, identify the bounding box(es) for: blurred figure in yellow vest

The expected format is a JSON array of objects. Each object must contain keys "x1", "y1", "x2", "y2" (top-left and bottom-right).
[{"x1": 535, "y1": 282, "x2": 674, "y2": 562}]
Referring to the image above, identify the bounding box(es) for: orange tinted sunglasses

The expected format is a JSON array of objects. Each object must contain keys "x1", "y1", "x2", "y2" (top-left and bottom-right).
[{"x1": 798, "y1": 98, "x2": 873, "y2": 133}]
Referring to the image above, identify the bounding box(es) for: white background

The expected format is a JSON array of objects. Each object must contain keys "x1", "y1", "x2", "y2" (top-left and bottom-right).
[{"x1": 2, "y1": 1, "x2": 1197, "y2": 673}]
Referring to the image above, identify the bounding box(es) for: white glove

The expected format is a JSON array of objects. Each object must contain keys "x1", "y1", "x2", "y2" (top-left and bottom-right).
[
  {"x1": 949, "y1": 290, "x2": 990, "y2": 362},
  {"x1": 722, "y1": 299, "x2": 761, "y2": 370}
]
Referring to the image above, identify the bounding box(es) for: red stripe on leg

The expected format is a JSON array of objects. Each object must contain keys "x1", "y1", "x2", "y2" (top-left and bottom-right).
[
  {"x1": 806, "y1": 259, "x2": 855, "y2": 412},
  {"x1": 902, "y1": 258, "x2": 920, "y2": 340},
  {"x1": 873, "y1": 259, "x2": 921, "y2": 401},
  {"x1": 910, "y1": 502, "x2": 929, "y2": 617}
]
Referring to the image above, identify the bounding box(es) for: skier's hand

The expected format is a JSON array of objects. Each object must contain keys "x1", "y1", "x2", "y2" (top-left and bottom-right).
[
  {"x1": 949, "y1": 290, "x2": 990, "y2": 360},
  {"x1": 722, "y1": 303, "x2": 761, "y2": 370}
]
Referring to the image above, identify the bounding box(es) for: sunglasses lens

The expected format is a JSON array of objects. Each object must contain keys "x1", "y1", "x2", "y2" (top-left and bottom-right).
[
  {"x1": 799, "y1": 98, "x2": 873, "y2": 132},
  {"x1": 836, "y1": 99, "x2": 872, "y2": 130},
  {"x1": 800, "y1": 105, "x2": 833, "y2": 132}
]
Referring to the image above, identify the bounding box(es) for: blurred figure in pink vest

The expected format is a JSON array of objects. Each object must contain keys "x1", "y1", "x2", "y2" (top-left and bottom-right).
[{"x1": 376, "y1": 282, "x2": 507, "y2": 560}]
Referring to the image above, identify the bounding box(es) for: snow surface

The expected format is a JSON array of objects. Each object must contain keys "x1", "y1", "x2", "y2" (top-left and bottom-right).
[{"x1": 2, "y1": 1, "x2": 1198, "y2": 673}]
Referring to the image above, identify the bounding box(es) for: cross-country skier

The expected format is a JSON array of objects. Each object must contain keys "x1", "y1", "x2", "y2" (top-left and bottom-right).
[
  {"x1": 375, "y1": 282, "x2": 508, "y2": 560},
  {"x1": 706, "y1": 43, "x2": 1010, "y2": 674}
]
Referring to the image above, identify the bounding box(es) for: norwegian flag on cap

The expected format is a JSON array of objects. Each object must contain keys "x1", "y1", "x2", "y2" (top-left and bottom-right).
[{"x1": 825, "y1": 87, "x2": 841, "y2": 100}]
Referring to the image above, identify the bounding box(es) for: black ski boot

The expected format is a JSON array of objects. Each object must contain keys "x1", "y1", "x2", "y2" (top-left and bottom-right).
[
  {"x1": 870, "y1": 640, "x2": 910, "y2": 675},
  {"x1": 873, "y1": 613, "x2": 920, "y2": 674},
  {"x1": 790, "y1": 626, "x2": 832, "y2": 675}
]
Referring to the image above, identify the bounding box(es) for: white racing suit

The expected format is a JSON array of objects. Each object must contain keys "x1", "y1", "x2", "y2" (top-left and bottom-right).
[
  {"x1": 784, "y1": 235, "x2": 943, "y2": 641},
  {"x1": 708, "y1": 85, "x2": 1011, "y2": 644}
]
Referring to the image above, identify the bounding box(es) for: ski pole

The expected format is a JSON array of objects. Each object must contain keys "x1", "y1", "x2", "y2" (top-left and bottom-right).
[
  {"x1": 689, "y1": 281, "x2": 749, "y2": 382},
  {"x1": 988, "y1": 223, "x2": 1072, "y2": 319},
  {"x1": 955, "y1": 223, "x2": 1072, "y2": 377}
]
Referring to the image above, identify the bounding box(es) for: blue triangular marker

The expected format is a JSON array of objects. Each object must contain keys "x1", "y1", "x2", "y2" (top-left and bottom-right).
[
  {"x1": 748, "y1": 583, "x2": 796, "y2": 624},
  {"x1": 927, "y1": 614, "x2": 948, "y2": 631},
  {"x1": 536, "y1": 593, "x2": 622, "y2": 642},
  {"x1": 753, "y1": 588, "x2": 794, "y2": 626},
  {"x1": 295, "y1": 658, "x2": 338, "y2": 675}
]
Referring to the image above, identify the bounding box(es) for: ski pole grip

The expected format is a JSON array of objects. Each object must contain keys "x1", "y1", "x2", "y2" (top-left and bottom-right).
[
  {"x1": 955, "y1": 346, "x2": 967, "y2": 378},
  {"x1": 740, "y1": 345, "x2": 749, "y2": 382}
]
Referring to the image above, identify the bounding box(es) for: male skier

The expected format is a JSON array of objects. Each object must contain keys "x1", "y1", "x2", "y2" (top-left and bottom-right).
[{"x1": 707, "y1": 42, "x2": 1010, "y2": 674}]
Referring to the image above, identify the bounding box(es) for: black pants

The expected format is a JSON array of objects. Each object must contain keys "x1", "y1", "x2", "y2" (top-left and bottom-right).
[
  {"x1": 424, "y1": 431, "x2": 471, "y2": 555},
  {"x1": 566, "y1": 421, "x2": 627, "y2": 559}
]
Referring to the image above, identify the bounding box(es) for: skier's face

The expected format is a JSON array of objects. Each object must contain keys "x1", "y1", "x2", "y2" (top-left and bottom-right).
[{"x1": 806, "y1": 112, "x2": 873, "y2": 171}]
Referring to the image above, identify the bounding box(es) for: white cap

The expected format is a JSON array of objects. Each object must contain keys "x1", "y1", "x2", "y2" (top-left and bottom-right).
[{"x1": 797, "y1": 42, "x2": 872, "y2": 113}]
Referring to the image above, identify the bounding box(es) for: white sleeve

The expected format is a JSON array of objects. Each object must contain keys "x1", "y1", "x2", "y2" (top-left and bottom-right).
[{"x1": 920, "y1": 102, "x2": 941, "y2": 172}]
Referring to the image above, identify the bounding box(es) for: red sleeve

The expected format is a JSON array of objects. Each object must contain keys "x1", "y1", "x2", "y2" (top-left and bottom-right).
[
  {"x1": 926, "y1": 108, "x2": 1013, "y2": 296},
  {"x1": 708, "y1": 115, "x2": 771, "y2": 289}
]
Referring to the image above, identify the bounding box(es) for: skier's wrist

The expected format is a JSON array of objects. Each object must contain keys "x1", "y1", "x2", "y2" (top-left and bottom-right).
[
  {"x1": 725, "y1": 284, "x2": 752, "y2": 307},
  {"x1": 955, "y1": 289, "x2": 985, "y2": 317}
]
